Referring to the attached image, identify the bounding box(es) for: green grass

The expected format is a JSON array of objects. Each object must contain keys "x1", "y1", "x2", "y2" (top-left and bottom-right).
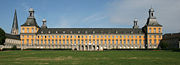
[{"x1": 0, "y1": 50, "x2": 180, "y2": 65}]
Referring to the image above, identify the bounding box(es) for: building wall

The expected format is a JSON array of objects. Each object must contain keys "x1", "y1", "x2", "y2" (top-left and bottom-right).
[
  {"x1": 4, "y1": 38, "x2": 21, "y2": 48},
  {"x1": 147, "y1": 26, "x2": 162, "y2": 48}
]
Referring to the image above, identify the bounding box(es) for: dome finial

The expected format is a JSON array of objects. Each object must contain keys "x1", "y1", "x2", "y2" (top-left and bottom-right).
[{"x1": 29, "y1": 8, "x2": 34, "y2": 12}]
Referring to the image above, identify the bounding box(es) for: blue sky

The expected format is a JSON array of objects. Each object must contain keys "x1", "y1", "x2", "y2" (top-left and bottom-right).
[{"x1": 0, "y1": 0, "x2": 180, "y2": 33}]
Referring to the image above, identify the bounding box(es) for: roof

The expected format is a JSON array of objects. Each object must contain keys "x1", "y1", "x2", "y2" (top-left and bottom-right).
[
  {"x1": 5, "y1": 33, "x2": 20, "y2": 40},
  {"x1": 37, "y1": 28, "x2": 144, "y2": 34},
  {"x1": 146, "y1": 18, "x2": 162, "y2": 26},
  {"x1": 21, "y1": 17, "x2": 40, "y2": 28},
  {"x1": 11, "y1": 9, "x2": 18, "y2": 30}
]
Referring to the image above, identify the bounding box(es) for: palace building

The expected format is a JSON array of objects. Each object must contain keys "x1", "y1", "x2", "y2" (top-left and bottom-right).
[{"x1": 19, "y1": 8, "x2": 162, "y2": 51}]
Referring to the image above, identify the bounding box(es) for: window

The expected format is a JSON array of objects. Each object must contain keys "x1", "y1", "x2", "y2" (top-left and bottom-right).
[
  {"x1": 63, "y1": 36, "x2": 65, "y2": 38},
  {"x1": 48, "y1": 36, "x2": 50, "y2": 38},
  {"x1": 116, "y1": 39, "x2": 118, "y2": 46},
  {"x1": 67, "y1": 36, "x2": 69, "y2": 38},
  {"x1": 139, "y1": 36, "x2": 141, "y2": 38},
  {"x1": 149, "y1": 35, "x2": 151, "y2": 38},
  {"x1": 85, "y1": 36, "x2": 87, "y2": 38},
  {"x1": 22, "y1": 35, "x2": 24, "y2": 38},
  {"x1": 154, "y1": 35, "x2": 156, "y2": 38},
  {"x1": 101, "y1": 39, "x2": 103, "y2": 45},
  {"x1": 159, "y1": 35, "x2": 161, "y2": 38},
  {"x1": 93, "y1": 35, "x2": 95, "y2": 38},
  {"x1": 52, "y1": 40, "x2": 54, "y2": 45},
  {"x1": 52, "y1": 36, "x2": 54, "y2": 38},
  {"x1": 159, "y1": 28, "x2": 161, "y2": 33},
  {"x1": 127, "y1": 40, "x2": 130, "y2": 47},
  {"x1": 63, "y1": 40, "x2": 65, "y2": 45},
  {"x1": 74, "y1": 36, "x2": 76, "y2": 38},
  {"x1": 56, "y1": 40, "x2": 58, "y2": 45},
  {"x1": 81, "y1": 40, "x2": 83, "y2": 44},
  {"x1": 59, "y1": 39, "x2": 61, "y2": 45},
  {"x1": 22, "y1": 39, "x2": 24, "y2": 46},
  {"x1": 108, "y1": 35, "x2": 110, "y2": 38},
  {"x1": 89, "y1": 35, "x2": 91, "y2": 38},
  {"x1": 70, "y1": 40, "x2": 72, "y2": 45},
  {"x1": 27, "y1": 28, "x2": 29, "y2": 33},
  {"x1": 41, "y1": 35, "x2": 43, "y2": 38},
  {"x1": 97, "y1": 40, "x2": 99, "y2": 45},
  {"x1": 37, "y1": 40, "x2": 39, "y2": 45},
  {"x1": 116, "y1": 36, "x2": 118, "y2": 38},
  {"x1": 67, "y1": 40, "x2": 69, "y2": 45},
  {"x1": 149, "y1": 39, "x2": 152, "y2": 43},
  {"x1": 135, "y1": 40, "x2": 137, "y2": 47},
  {"x1": 41, "y1": 39, "x2": 43, "y2": 46},
  {"x1": 44, "y1": 40, "x2": 46, "y2": 45},
  {"x1": 71, "y1": 36, "x2": 72, "y2": 38},
  {"x1": 154, "y1": 39, "x2": 156, "y2": 43},
  {"x1": 59, "y1": 35, "x2": 61, "y2": 38},
  {"x1": 56, "y1": 36, "x2": 57, "y2": 38},
  {"x1": 48, "y1": 40, "x2": 50, "y2": 45},
  {"x1": 32, "y1": 28, "x2": 34, "y2": 33},
  {"x1": 97, "y1": 35, "x2": 99, "y2": 38},
  {"x1": 112, "y1": 36, "x2": 114, "y2": 38},
  {"x1": 31, "y1": 39, "x2": 33, "y2": 44},
  {"x1": 78, "y1": 40, "x2": 80, "y2": 45},
  {"x1": 105, "y1": 40, "x2": 107, "y2": 46},
  {"x1": 27, "y1": 35, "x2": 29, "y2": 38},
  {"x1": 112, "y1": 40, "x2": 114, "y2": 46},
  {"x1": 149, "y1": 28, "x2": 151, "y2": 33},
  {"x1": 135, "y1": 36, "x2": 137, "y2": 38},
  {"x1": 22, "y1": 28, "x2": 25, "y2": 33},
  {"x1": 124, "y1": 36, "x2": 126, "y2": 38},
  {"x1": 154, "y1": 28, "x2": 156, "y2": 33},
  {"x1": 78, "y1": 36, "x2": 80, "y2": 38},
  {"x1": 131, "y1": 35, "x2": 133, "y2": 38},
  {"x1": 81, "y1": 36, "x2": 83, "y2": 38}
]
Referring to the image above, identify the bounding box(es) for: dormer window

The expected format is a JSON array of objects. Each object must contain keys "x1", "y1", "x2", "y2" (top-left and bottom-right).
[
  {"x1": 56, "y1": 31, "x2": 58, "y2": 33},
  {"x1": 78, "y1": 31, "x2": 80, "y2": 33},
  {"x1": 48, "y1": 31, "x2": 51, "y2": 33},
  {"x1": 63, "y1": 31, "x2": 65, "y2": 33},
  {"x1": 85, "y1": 31, "x2": 87, "y2": 34},
  {"x1": 116, "y1": 31, "x2": 118, "y2": 33},
  {"x1": 131, "y1": 31, "x2": 133, "y2": 34},
  {"x1": 70, "y1": 31, "x2": 72, "y2": 33},
  {"x1": 93, "y1": 31, "x2": 95, "y2": 34},
  {"x1": 41, "y1": 31, "x2": 43, "y2": 33}
]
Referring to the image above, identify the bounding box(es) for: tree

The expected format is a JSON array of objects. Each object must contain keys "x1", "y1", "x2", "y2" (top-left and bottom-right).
[
  {"x1": 0, "y1": 28, "x2": 6, "y2": 45},
  {"x1": 159, "y1": 41, "x2": 168, "y2": 50}
]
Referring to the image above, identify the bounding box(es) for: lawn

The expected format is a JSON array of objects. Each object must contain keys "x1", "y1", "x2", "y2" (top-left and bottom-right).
[{"x1": 0, "y1": 50, "x2": 180, "y2": 65}]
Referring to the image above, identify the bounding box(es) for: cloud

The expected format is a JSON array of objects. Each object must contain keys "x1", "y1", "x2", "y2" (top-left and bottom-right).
[{"x1": 107, "y1": 0, "x2": 180, "y2": 33}]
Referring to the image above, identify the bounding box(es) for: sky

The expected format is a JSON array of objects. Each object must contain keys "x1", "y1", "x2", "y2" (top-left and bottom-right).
[{"x1": 0, "y1": 0, "x2": 180, "y2": 34}]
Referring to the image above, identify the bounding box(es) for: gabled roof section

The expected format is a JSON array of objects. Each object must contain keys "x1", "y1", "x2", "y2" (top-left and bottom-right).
[
  {"x1": 146, "y1": 18, "x2": 162, "y2": 26},
  {"x1": 21, "y1": 17, "x2": 40, "y2": 28},
  {"x1": 37, "y1": 28, "x2": 144, "y2": 34}
]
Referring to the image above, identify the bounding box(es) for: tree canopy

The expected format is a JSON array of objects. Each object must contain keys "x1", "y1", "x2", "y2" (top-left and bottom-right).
[{"x1": 0, "y1": 28, "x2": 6, "y2": 45}]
